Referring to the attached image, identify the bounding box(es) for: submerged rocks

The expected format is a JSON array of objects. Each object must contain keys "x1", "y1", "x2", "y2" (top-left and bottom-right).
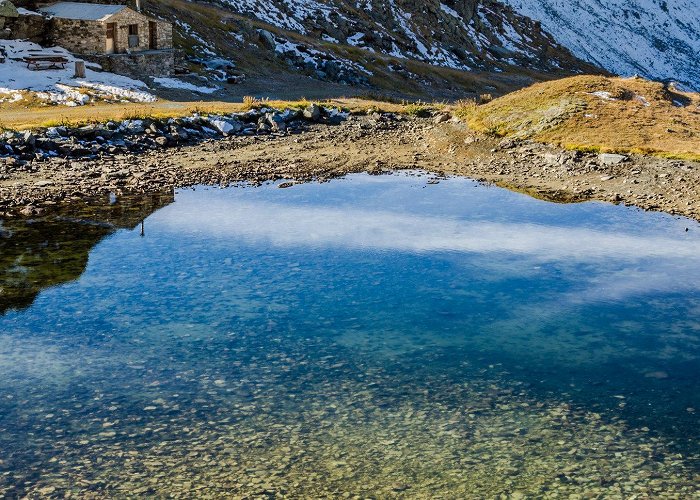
[{"x1": 2, "y1": 311, "x2": 698, "y2": 498}]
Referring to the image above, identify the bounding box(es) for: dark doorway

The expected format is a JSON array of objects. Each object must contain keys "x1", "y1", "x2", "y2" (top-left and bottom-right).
[
  {"x1": 106, "y1": 22, "x2": 115, "y2": 53},
  {"x1": 149, "y1": 21, "x2": 157, "y2": 49}
]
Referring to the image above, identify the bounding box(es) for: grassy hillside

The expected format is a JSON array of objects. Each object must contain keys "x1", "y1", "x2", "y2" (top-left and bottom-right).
[{"x1": 456, "y1": 75, "x2": 700, "y2": 160}]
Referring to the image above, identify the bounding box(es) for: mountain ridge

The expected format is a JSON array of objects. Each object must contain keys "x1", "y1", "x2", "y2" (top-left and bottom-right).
[
  {"x1": 212, "y1": 0, "x2": 591, "y2": 74},
  {"x1": 208, "y1": 0, "x2": 698, "y2": 91},
  {"x1": 502, "y1": 0, "x2": 700, "y2": 91}
]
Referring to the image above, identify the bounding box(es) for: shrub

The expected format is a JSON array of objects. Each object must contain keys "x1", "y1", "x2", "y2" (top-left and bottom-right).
[
  {"x1": 479, "y1": 93, "x2": 493, "y2": 104},
  {"x1": 564, "y1": 144, "x2": 602, "y2": 154},
  {"x1": 242, "y1": 95, "x2": 259, "y2": 110},
  {"x1": 402, "y1": 100, "x2": 431, "y2": 117},
  {"x1": 453, "y1": 99, "x2": 478, "y2": 120}
]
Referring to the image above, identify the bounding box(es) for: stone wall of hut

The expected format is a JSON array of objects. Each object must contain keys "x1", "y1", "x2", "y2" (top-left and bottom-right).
[
  {"x1": 45, "y1": 18, "x2": 104, "y2": 53},
  {"x1": 83, "y1": 49, "x2": 174, "y2": 77}
]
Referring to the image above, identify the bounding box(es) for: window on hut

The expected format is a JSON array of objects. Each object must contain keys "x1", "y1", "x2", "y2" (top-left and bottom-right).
[{"x1": 128, "y1": 24, "x2": 139, "y2": 48}]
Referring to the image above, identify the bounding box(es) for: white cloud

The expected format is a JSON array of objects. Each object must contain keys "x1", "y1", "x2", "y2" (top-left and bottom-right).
[{"x1": 155, "y1": 196, "x2": 700, "y2": 264}]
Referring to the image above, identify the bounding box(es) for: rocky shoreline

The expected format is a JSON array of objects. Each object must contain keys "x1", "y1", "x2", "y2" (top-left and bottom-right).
[
  {"x1": 0, "y1": 104, "x2": 338, "y2": 163},
  {"x1": 1, "y1": 108, "x2": 700, "y2": 222},
  {"x1": 0, "y1": 103, "x2": 345, "y2": 216}
]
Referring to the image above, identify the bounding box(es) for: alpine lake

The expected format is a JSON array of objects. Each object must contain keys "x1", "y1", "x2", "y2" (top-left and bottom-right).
[{"x1": 0, "y1": 172, "x2": 698, "y2": 498}]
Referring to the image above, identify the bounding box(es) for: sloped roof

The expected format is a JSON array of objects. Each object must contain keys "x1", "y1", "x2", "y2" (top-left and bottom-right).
[{"x1": 39, "y1": 2, "x2": 127, "y2": 21}]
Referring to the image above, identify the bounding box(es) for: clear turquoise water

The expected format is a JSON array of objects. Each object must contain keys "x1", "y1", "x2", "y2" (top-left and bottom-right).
[{"x1": 0, "y1": 173, "x2": 699, "y2": 497}]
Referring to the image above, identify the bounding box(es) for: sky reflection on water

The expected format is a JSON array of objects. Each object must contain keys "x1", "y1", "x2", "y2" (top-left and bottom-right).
[{"x1": 0, "y1": 173, "x2": 698, "y2": 497}]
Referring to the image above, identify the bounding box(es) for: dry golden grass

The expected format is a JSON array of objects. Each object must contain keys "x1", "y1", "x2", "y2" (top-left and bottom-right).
[
  {"x1": 454, "y1": 75, "x2": 700, "y2": 160},
  {"x1": 0, "y1": 101, "x2": 246, "y2": 129}
]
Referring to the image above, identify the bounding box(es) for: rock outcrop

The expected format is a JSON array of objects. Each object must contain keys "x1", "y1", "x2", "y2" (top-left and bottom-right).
[{"x1": 222, "y1": 0, "x2": 596, "y2": 75}]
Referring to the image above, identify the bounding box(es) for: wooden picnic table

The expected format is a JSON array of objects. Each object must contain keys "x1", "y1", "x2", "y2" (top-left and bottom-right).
[{"x1": 24, "y1": 55, "x2": 69, "y2": 70}]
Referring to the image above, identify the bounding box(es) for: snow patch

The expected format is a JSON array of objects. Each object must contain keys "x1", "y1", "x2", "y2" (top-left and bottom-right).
[
  {"x1": 221, "y1": 0, "x2": 339, "y2": 34},
  {"x1": 347, "y1": 32, "x2": 365, "y2": 46},
  {"x1": 589, "y1": 91, "x2": 617, "y2": 101},
  {"x1": 0, "y1": 40, "x2": 155, "y2": 105},
  {"x1": 16, "y1": 7, "x2": 41, "y2": 15},
  {"x1": 439, "y1": 3, "x2": 460, "y2": 19},
  {"x1": 153, "y1": 77, "x2": 218, "y2": 94},
  {"x1": 175, "y1": 20, "x2": 217, "y2": 57},
  {"x1": 0, "y1": 88, "x2": 23, "y2": 103},
  {"x1": 633, "y1": 95, "x2": 650, "y2": 107}
]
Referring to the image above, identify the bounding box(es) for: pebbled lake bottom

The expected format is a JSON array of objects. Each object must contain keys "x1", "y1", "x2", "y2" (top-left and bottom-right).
[{"x1": 0, "y1": 172, "x2": 699, "y2": 498}]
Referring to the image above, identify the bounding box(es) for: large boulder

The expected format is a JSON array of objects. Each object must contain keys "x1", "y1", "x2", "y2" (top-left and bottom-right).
[
  {"x1": 208, "y1": 116, "x2": 242, "y2": 135},
  {"x1": 265, "y1": 112, "x2": 286, "y2": 132},
  {"x1": 0, "y1": 0, "x2": 19, "y2": 18},
  {"x1": 303, "y1": 104, "x2": 321, "y2": 121},
  {"x1": 258, "y1": 29, "x2": 276, "y2": 50}
]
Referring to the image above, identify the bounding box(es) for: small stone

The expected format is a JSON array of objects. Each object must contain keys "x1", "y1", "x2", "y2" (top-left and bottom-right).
[
  {"x1": 599, "y1": 153, "x2": 627, "y2": 165},
  {"x1": 433, "y1": 113, "x2": 450, "y2": 124},
  {"x1": 391, "y1": 483, "x2": 410, "y2": 492}
]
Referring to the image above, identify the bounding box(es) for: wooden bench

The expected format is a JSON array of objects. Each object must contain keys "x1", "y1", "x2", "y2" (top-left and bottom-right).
[{"x1": 24, "y1": 55, "x2": 69, "y2": 70}]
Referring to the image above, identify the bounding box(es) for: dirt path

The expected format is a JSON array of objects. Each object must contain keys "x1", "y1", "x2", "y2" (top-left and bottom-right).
[{"x1": 2, "y1": 115, "x2": 700, "y2": 221}]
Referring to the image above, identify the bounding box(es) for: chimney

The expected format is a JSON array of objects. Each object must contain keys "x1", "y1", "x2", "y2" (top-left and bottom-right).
[{"x1": 135, "y1": 0, "x2": 141, "y2": 12}]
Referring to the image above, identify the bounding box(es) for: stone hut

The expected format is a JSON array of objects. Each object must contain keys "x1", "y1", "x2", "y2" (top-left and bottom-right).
[{"x1": 38, "y1": 1, "x2": 173, "y2": 76}]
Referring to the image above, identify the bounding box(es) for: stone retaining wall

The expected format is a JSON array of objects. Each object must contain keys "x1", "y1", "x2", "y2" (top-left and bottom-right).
[
  {"x1": 83, "y1": 49, "x2": 175, "y2": 77},
  {"x1": 2, "y1": 12, "x2": 48, "y2": 43}
]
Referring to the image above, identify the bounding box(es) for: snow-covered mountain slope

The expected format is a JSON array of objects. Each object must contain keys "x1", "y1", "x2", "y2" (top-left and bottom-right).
[
  {"x1": 502, "y1": 0, "x2": 700, "y2": 90},
  {"x1": 218, "y1": 0, "x2": 594, "y2": 74}
]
